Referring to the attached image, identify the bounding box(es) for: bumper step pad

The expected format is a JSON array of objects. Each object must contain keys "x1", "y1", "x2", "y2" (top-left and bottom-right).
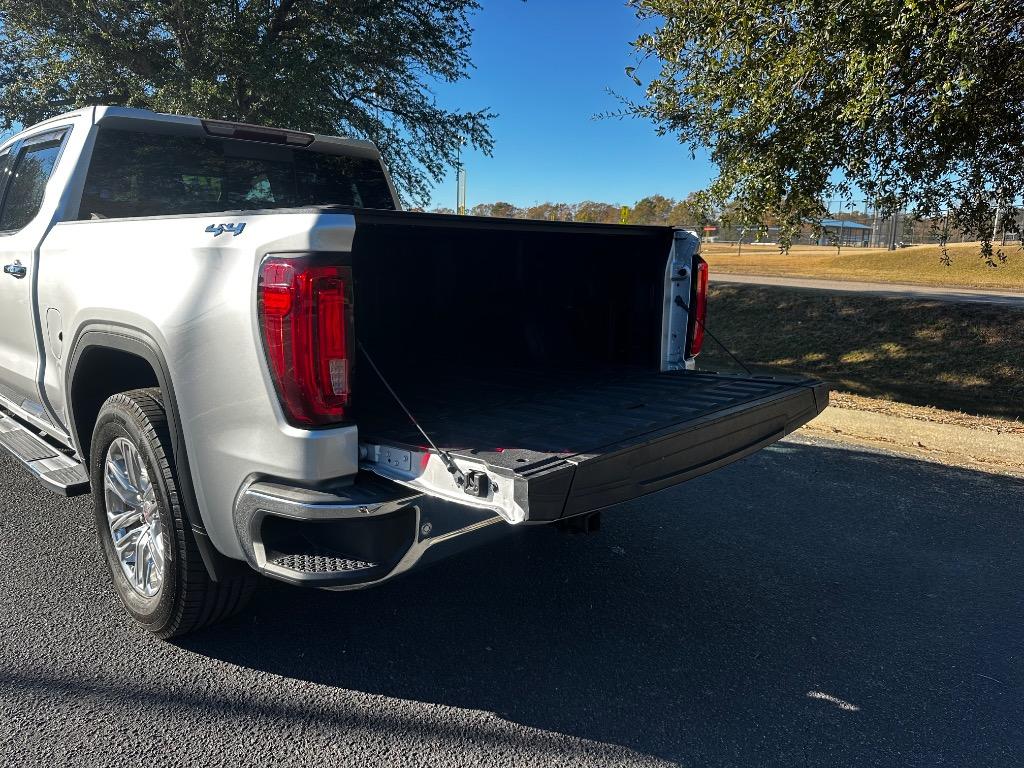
[
  {"x1": 0, "y1": 410, "x2": 89, "y2": 496},
  {"x1": 269, "y1": 553, "x2": 377, "y2": 575}
]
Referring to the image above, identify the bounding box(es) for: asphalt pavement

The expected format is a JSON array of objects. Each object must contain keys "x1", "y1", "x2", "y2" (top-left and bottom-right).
[
  {"x1": 712, "y1": 273, "x2": 1024, "y2": 306},
  {"x1": 2, "y1": 434, "x2": 1023, "y2": 767}
]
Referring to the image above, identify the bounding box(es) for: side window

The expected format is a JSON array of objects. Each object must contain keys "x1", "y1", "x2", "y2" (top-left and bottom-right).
[
  {"x1": 0, "y1": 131, "x2": 66, "y2": 232},
  {"x1": 0, "y1": 149, "x2": 10, "y2": 202}
]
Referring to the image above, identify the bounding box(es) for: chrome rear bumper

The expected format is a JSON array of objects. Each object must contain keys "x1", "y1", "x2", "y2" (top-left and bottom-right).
[{"x1": 233, "y1": 473, "x2": 509, "y2": 589}]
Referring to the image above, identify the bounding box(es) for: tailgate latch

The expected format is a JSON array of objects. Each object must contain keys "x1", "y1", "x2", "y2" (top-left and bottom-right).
[{"x1": 463, "y1": 470, "x2": 491, "y2": 498}]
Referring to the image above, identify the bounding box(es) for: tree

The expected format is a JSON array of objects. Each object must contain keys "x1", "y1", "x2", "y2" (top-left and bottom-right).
[
  {"x1": 489, "y1": 201, "x2": 521, "y2": 218},
  {"x1": 629, "y1": 194, "x2": 674, "y2": 225},
  {"x1": 0, "y1": 0, "x2": 494, "y2": 206},
  {"x1": 524, "y1": 202, "x2": 573, "y2": 221},
  {"x1": 573, "y1": 200, "x2": 620, "y2": 224},
  {"x1": 668, "y1": 190, "x2": 716, "y2": 228},
  {"x1": 628, "y1": 0, "x2": 1024, "y2": 258}
]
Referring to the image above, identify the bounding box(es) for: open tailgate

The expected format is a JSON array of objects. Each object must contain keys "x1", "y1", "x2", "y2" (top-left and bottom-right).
[{"x1": 359, "y1": 369, "x2": 828, "y2": 523}]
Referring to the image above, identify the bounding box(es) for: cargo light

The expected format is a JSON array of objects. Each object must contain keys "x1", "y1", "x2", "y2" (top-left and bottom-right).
[
  {"x1": 690, "y1": 255, "x2": 709, "y2": 357},
  {"x1": 258, "y1": 256, "x2": 353, "y2": 427},
  {"x1": 202, "y1": 119, "x2": 315, "y2": 147}
]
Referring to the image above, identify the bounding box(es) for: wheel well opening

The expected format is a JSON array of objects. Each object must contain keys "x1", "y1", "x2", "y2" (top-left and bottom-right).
[{"x1": 71, "y1": 346, "x2": 159, "y2": 464}]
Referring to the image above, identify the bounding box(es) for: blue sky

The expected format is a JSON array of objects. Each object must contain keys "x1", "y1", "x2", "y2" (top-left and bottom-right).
[{"x1": 425, "y1": 1, "x2": 716, "y2": 209}]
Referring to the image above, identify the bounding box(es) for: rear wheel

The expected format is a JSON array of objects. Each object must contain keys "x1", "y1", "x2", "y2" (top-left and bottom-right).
[{"x1": 90, "y1": 388, "x2": 255, "y2": 638}]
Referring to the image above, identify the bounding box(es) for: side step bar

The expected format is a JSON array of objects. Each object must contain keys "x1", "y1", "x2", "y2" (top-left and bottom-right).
[{"x1": 0, "y1": 410, "x2": 90, "y2": 496}]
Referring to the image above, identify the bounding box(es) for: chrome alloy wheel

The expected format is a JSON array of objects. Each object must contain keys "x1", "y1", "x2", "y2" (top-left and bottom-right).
[{"x1": 103, "y1": 437, "x2": 164, "y2": 598}]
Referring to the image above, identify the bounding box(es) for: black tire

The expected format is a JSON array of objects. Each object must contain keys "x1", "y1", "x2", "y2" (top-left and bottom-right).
[{"x1": 90, "y1": 387, "x2": 256, "y2": 638}]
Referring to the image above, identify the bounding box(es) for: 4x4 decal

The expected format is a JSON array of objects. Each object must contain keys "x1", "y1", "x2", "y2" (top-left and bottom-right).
[{"x1": 205, "y1": 222, "x2": 246, "y2": 237}]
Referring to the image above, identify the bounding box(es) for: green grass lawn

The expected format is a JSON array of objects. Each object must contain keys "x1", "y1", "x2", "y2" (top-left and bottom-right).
[
  {"x1": 702, "y1": 242, "x2": 1024, "y2": 291},
  {"x1": 699, "y1": 285, "x2": 1024, "y2": 419}
]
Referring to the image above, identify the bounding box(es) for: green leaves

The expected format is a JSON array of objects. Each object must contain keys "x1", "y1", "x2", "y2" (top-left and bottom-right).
[
  {"x1": 629, "y1": 0, "x2": 1024, "y2": 253},
  {"x1": 0, "y1": 0, "x2": 494, "y2": 206}
]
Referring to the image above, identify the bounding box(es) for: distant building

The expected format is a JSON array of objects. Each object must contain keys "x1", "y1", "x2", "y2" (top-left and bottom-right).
[
  {"x1": 818, "y1": 218, "x2": 873, "y2": 246},
  {"x1": 715, "y1": 218, "x2": 876, "y2": 246}
]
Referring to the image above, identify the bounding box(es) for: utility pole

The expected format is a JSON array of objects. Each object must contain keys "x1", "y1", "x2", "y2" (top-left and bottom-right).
[
  {"x1": 888, "y1": 207, "x2": 899, "y2": 250},
  {"x1": 455, "y1": 137, "x2": 467, "y2": 215},
  {"x1": 457, "y1": 166, "x2": 466, "y2": 216},
  {"x1": 992, "y1": 191, "x2": 1004, "y2": 242},
  {"x1": 994, "y1": 200, "x2": 1008, "y2": 245},
  {"x1": 865, "y1": 199, "x2": 875, "y2": 247},
  {"x1": 836, "y1": 199, "x2": 845, "y2": 255}
]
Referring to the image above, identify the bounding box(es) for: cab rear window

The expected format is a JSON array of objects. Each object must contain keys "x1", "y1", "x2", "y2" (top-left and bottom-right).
[{"x1": 79, "y1": 127, "x2": 395, "y2": 220}]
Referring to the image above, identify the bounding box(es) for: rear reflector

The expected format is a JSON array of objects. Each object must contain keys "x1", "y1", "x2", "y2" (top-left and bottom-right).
[
  {"x1": 258, "y1": 256, "x2": 353, "y2": 427},
  {"x1": 690, "y1": 255, "x2": 709, "y2": 357}
]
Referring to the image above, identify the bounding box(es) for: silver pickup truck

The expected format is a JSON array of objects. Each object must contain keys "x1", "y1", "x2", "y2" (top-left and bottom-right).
[{"x1": 0, "y1": 106, "x2": 828, "y2": 637}]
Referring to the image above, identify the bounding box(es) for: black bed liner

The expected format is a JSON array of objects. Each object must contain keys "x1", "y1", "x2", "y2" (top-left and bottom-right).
[{"x1": 359, "y1": 368, "x2": 828, "y2": 522}]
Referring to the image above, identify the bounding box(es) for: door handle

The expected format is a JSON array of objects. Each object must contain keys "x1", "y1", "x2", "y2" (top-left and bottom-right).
[{"x1": 3, "y1": 261, "x2": 26, "y2": 279}]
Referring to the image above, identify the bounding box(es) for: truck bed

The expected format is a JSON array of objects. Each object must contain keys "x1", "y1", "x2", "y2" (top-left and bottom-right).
[{"x1": 359, "y1": 368, "x2": 828, "y2": 521}]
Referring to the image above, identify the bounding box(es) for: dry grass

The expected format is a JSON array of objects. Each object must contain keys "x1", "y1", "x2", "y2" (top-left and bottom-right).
[
  {"x1": 701, "y1": 241, "x2": 1024, "y2": 291},
  {"x1": 699, "y1": 285, "x2": 1024, "y2": 419}
]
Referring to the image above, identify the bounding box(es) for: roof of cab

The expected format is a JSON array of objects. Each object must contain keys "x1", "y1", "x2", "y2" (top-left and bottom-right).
[{"x1": 10, "y1": 105, "x2": 380, "y2": 158}]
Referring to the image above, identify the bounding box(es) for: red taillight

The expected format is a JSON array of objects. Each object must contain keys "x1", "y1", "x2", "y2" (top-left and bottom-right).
[
  {"x1": 689, "y1": 255, "x2": 709, "y2": 357},
  {"x1": 258, "y1": 256, "x2": 353, "y2": 427}
]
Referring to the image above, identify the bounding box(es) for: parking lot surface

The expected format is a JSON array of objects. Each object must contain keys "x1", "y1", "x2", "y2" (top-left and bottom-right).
[{"x1": 1, "y1": 435, "x2": 1022, "y2": 767}]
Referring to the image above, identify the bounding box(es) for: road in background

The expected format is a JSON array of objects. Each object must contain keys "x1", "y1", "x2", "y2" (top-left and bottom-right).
[
  {"x1": 713, "y1": 273, "x2": 1024, "y2": 306},
  {"x1": 2, "y1": 435, "x2": 1023, "y2": 767}
]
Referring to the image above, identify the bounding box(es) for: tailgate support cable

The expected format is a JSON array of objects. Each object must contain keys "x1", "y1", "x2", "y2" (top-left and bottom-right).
[
  {"x1": 675, "y1": 295, "x2": 754, "y2": 375},
  {"x1": 357, "y1": 341, "x2": 468, "y2": 488},
  {"x1": 700, "y1": 319, "x2": 754, "y2": 375}
]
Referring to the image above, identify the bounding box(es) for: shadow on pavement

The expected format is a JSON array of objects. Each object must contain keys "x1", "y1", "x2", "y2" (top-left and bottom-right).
[{"x1": 175, "y1": 439, "x2": 1024, "y2": 765}]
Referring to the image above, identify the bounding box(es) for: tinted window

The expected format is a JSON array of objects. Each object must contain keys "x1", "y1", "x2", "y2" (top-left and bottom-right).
[
  {"x1": 0, "y1": 150, "x2": 10, "y2": 202},
  {"x1": 79, "y1": 128, "x2": 395, "y2": 219},
  {"x1": 0, "y1": 134, "x2": 64, "y2": 231}
]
